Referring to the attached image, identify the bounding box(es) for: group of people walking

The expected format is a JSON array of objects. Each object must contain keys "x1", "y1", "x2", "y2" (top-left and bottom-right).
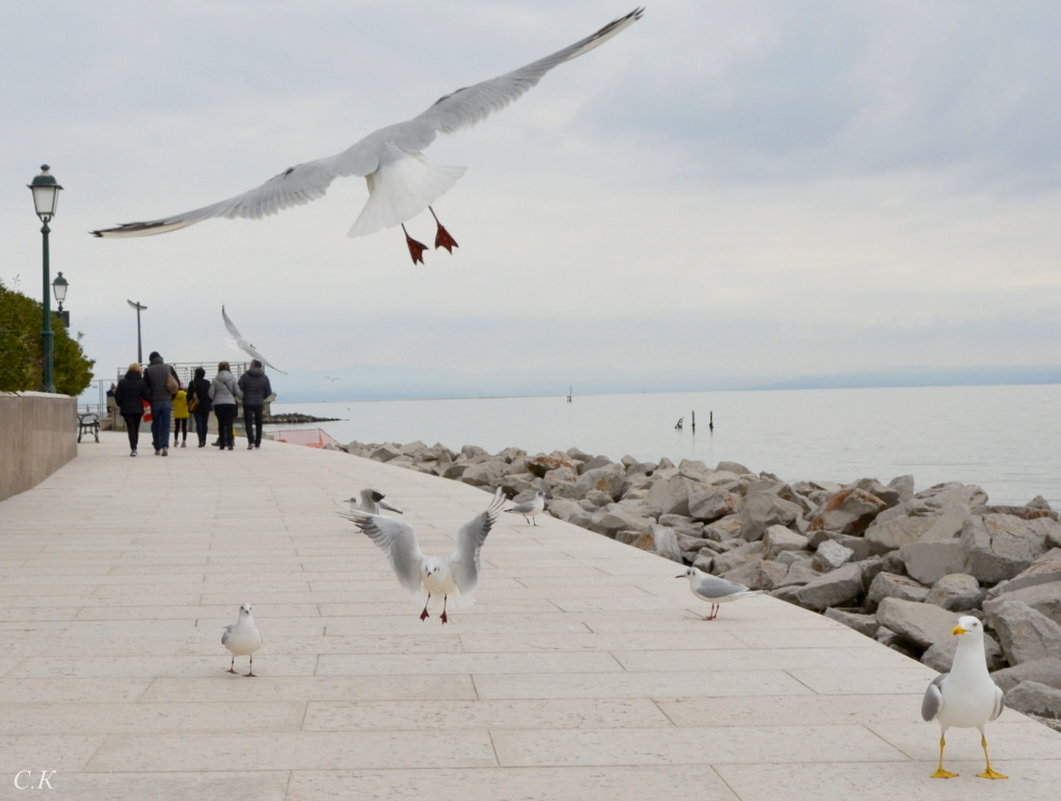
[{"x1": 113, "y1": 352, "x2": 274, "y2": 457}]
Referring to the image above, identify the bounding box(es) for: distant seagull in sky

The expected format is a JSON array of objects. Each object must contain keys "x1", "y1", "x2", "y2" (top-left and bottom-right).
[
  {"x1": 677, "y1": 567, "x2": 762, "y2": 620},
  {"x1": 324, "y1": 376, "x2": 341, "y2": 383},
  {"x1": 338, "y1": 488, "x2": 505, "y2": 623},
  {"x1": 346, "y1": 488, "x2": 404, "y2": 515},
  {"x1": 222, "y1": 305, "x2": 287, "y2": 374},
  {"x1": 89, "y1": 8, "x2": 644, "y2": 264},
  {"x1": 505, "y1": 490, "x2": 546, "y2": 525},
  {"x1": 222, "y1": 602, "x2": 262, "y2": 677}
]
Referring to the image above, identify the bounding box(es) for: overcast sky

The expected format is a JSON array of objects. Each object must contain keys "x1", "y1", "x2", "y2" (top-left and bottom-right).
[{"x1": 3, "y1": 0, "x2": 1060, "y2": 402}]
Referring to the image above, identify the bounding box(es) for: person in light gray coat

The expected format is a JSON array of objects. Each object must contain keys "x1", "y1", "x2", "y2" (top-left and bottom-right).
[
  {"x1": 237, "y1": 360, "x2": 273, "y2": 449},
  {"x1": 209, "y1": 361, "x2": 242, "y2": 450}
]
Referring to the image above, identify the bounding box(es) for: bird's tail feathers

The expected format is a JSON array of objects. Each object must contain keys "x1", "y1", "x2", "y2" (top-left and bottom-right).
[{"x1": 348, "y1": 155, "x2": 466, "y2": 237}]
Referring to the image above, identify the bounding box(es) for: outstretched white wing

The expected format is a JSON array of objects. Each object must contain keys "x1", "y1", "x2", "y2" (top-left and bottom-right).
[
  {"x1": 449, "y1": 488, "x2": 507, "y2": 594},
  {"x1": 221, "y1": 305, "x2": 287, "y2": 374},
  {"x1": 90, "y1": 8, "x2": 644, "y2": 240},
  {"x1": 339, "y1": 510, "x2": 425, "y2": 595}
]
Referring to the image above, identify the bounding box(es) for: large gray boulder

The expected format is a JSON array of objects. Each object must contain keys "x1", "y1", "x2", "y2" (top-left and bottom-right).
[
  {"x1": 576, "y1": 463, "x2": 628, "y2": 502},
  {"x1": 711, "y1": 541, "x2": 766, "y2": 574},
  {"x1": 791, "y1": 563, "x2": 863, "y2": 611},
  {"x1": 739, "y1": 484, "x2": 803, "y2": 541},
  {"x1": 984, "y1": 581, "x2": 1061, "y2": 624},
  {"x1": 865, "y1": 572, "x2": 929, "y2": 611},
  {"x1": 987, "y1": 548, "x2": 1061, "y2": 597},
  {"x1": 546, "y1": 498, "x2": 593, "y2": 529},
  {"x1": 763, "y1": 525, "x2": 808, "y2": 560},
  {"x1": 983, "y1": 599, "x2": 1061, "y2": 665},
  {"x1": 876, "y1": 597, "x2": 960, "y2": 649},
  {"x1": 688, "y1": 487, "x2": 742, "y2": 523},
  {"x1": 588, "y1": 501, "x2": 655, "y2": 537},
  {"x1": 644, "y1": 474, "x2": 695, "y2": 517},
  {"x1": 650, "y1": 524, "x2": 683, "y2": 563},
  {"x1": 807, "y1": 487, "x2": 887, "y2": 536},
  {"x1": 900, "y1": 539, "x2": 965, "y2": 585},
  {"x1": 865, "y1": 516, "x2": 934, "y2": 554},
  {"x1": 990, "y1": 656, "x2": 1061, "y2": 693},
  {"x1": 807, "y1": 530, "x2": 874, "y2": 561},
  {"x1": 813, "y1": 539, "x2": 855, "y2": 571},
  {"x1": 961, "y1": 514, "x2": 1052, "y2": 584},
  {"x1": 722, "y1": 558, "x2": 788, "y2": 591},
  {"x1": 1006, "y1": 680, "x2": 1061, "y2": 720},
  {"x1": 824, "y1": 607, "x2": 879, "y2": 637},
  {"x1": 925, "y1": 573, "x2": 984, "y2": 612},
  {"x1": 460, "y1": 459, "x2": 506, "y2": 488}
]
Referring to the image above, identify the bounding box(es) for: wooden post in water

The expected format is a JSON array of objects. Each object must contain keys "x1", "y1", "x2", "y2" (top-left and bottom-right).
[
  {"x1": 709, "y1": 411, "x2": 714, "y2": 432},
  {"x1": 691, "y1": 410, "x2": 696, "y2": 432}
]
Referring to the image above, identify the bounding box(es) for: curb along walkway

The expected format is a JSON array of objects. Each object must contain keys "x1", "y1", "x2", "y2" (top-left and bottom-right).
[{"x1": 1, "y1": 433, "x2": 1059, "y2": 800}]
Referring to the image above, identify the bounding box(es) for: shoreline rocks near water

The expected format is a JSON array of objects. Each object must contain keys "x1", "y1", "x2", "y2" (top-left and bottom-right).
[{"x1": 338, "y1": 438, "x2": 1061, "y2": 728}]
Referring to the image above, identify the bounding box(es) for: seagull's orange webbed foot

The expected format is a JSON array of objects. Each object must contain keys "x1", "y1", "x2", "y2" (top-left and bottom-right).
[
  {"x1": 429, "y1": 207, "x2": 459, "y2": 253},
  {"x1": 402, "y1": 224, "x2": 428, "y2": 264}
]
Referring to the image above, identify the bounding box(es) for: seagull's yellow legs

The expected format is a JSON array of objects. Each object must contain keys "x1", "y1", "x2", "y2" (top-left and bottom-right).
[
  {"x1": 977, "y1": 734, "x2": 1007, "y2": 779},
  {"x1": 931, "y1": 736, "x2": 959, "y2": 778}
]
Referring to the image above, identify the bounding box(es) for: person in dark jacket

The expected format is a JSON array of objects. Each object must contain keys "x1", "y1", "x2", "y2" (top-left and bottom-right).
[
  {"x1": 237, "y1": 360, "x2": 273, "y2": 449},
  {"x1": 143, "y1": 351, "x2": 179, "y2": 456},
  {"x1": 186, "y1": 366, "x2": 214, "y2": 448},
  {"x1": 114, "y1": 363, "x2": 149, "y2": 456}
]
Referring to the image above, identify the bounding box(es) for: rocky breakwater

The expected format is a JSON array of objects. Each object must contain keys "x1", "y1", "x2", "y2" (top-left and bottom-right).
[{"x1": 340, "y1": 439, "x2": 1061, "y2": 728}]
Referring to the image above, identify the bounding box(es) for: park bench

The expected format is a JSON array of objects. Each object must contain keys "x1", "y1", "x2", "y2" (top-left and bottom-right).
[{"x1": 77, "y1": 412, "x2": 100, "y2": 443}]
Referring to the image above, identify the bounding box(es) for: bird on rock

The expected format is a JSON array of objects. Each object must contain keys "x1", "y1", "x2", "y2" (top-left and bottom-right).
[
  {"x1": 677, "y1": 567, "x2": 762, "y2": 620},
  {"x1": 89, "y1": 9, "x2": 644, "y2": 264},
  {"x1": 921, "y1": 615, "x2": 1007, "y2": 779},
  {"x1": 505, "y1": 490, "x2": 546, "y2": 525},
  {"x1": 338, "y1": 488, "x2": 506, "y2": 623},
  {"x1": 346, "y1": 488, "x2": 404, "y2": 515},
  {"x1": 222, "y1": 602, "x2": 262, "y2": 677}
]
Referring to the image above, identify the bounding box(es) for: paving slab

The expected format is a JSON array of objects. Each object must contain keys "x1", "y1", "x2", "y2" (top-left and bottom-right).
[{"x1": 1, "y1": 431, "x2": 1059, "y2": 799}]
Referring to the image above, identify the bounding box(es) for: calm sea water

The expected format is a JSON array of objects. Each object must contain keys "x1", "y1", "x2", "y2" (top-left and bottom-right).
[{"x1": 267, "y1": 385, "x2": 1061, "y2": 508}]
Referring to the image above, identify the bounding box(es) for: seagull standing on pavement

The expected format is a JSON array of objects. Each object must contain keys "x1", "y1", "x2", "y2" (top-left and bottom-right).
[
  {"x1": 922, "y1": 615, "x2": 1007, "y2": 779},
  {"x1": 338, "y1": 488, "x2": 505, "y2": 623},
  {"x1": 346, "y1": 488, "x2": 404, "y2": 515},
  {"x1": 89, "y1": 9, "x2": 645, "y2": 264},
  {"x1": 677, "y1": 567, "x2": 762, "y2": 620},
  {"x1": 505, "y1": 490, "x2": 546, "y2": 525},
  {"x1": 222, "y1": 602, "x2": 262, "y2": 677}
]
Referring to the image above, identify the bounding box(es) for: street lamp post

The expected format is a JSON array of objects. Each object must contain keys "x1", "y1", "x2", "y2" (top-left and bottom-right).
[
  {"x1": 28, "y1": 165, "x2": 63, "y2": 393},
  {"x1": 53, "y1": 272, "x2": 69, "y2": 328},
  {"x1": 127, "y1": 299, "x2": 147, "y2": 364}
]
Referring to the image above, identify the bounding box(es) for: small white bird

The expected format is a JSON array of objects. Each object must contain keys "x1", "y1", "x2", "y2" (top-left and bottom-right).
[
  {"x1": 221, "y1": 305, "x2": 286, "y2": 374},
  {"x1": 921, "y1": 615, "x2": 1007, "y2": 779},
  {"x1": 505, "y1": 490, "x2": 546, "y2": 525},
  {"x1": 677, "y1": 567, "x2": 762, "y2": 620},
  {"x1": 222, "y1": 602, "x2": 262, "y2": 677},
  {"x1": 89, "y1": 9, "x2": 644, "y2": 264},
  {"x1": 346, "y1": 488, "x2": 404, "y2": 515},
  {"x1": 338, "y1": 488, "x2": 505, "y2": 623}
]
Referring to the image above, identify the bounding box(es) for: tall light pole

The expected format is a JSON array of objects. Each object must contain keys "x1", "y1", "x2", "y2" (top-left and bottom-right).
[
  {"x1": 127, "y1": 299, "x2": 147, "y2": 364},
  {"x1": 53, "y1": 272, "x2": 69, "y2": 328},
  {"x1": 28, "y1": 165, "x2": 63, "y2": 393}
]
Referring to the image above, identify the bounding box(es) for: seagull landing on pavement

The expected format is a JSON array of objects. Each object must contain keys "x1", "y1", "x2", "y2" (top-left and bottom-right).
[
  {"x1": 922, "y1": 615, "x2": 1007, "y2": 780},
  {"x1": 222, "y1": 602, "x2": 262, "y2": 677},
  {"x1": 88, "y1": 9, "x2": 644, "y2": 264},
  {"x1": 677, "y1": 567, "x2": 762, "y2": 621},
  {"x1": 346, "y1": 488, "x2": 404, "y2": 515},
  {"x1": 338, "y1": 488, "x2": 505, "y2": 623}
]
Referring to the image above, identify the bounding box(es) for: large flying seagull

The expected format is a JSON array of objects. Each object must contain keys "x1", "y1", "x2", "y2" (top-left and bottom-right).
[{"x1": 91, "y1": 8, "x2": 644, "y2": 263}]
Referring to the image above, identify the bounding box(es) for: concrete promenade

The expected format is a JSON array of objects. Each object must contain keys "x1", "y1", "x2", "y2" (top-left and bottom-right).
[{"x1": 1, "y1": 432, "x2": 1059, "y2": 800}]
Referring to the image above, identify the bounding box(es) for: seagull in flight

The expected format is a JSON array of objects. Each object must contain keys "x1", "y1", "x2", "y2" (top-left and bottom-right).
[
  {"x1": 222, "y1": 305, "x2": 286, "y2": 374},
  {"x1": 89, "y1": 9, "x2": 644, "y2": 263},
  {"x1": 338, "y1": 488, "x2": 506, "y2": 623}
]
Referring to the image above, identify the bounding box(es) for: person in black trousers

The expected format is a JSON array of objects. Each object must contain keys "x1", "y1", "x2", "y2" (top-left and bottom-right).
[
  {"x1": 237, "y1": 359, "x2": 273, "y2": 449},
  {"x1": 186, "y1": 366, "x2": 214, "y2": 447},
  {"x1": 114, "y1": 363, "x2": 149, "y2": 456}
]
